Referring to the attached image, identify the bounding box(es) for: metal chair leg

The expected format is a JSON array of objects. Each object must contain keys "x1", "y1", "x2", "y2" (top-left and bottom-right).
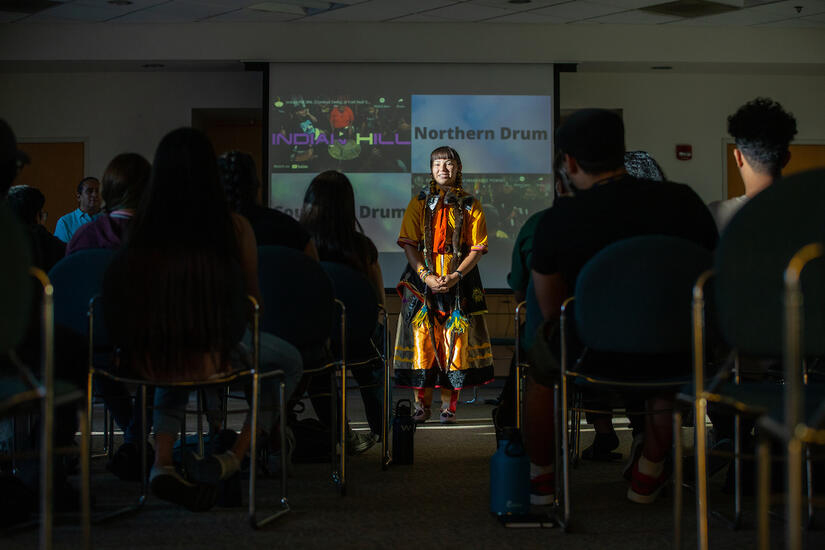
[
  {"x1": 338, "y1": 364, "x2": 347, "y2": 496},
  {"x1": 788, "y1": 437, "x2": 804, "y2": 550},
  {"x1": 673, "y1": 409, "x2": 683, "y2": 550},
  {"x1": 249, "y1": 371, "x2": 291, "y2": 528},
  {"x1": 695, "y1": 395, "x2": 710, "y2": 550},
  {"x1": 734, "y1": 413, "x2": 743, "y2": 529},
  {"x1": 757, "y1": 434, "x2": 771, "y2": 550}
]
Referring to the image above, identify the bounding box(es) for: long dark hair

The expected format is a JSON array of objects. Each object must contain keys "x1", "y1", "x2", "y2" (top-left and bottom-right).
[
  {"x1": 101, "y1": 153, "x2": 151, "y2": 212},
  {"x1": 107, "y1": 128, "x2": 244, "y2": 381},
  {"x1": 299, "y1": 170, "x2": 367, "y2": 273}
]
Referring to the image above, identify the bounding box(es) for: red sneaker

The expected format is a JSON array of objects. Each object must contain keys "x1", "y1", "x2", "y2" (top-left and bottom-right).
[
  {"x1": 627, "y1": 461, "x2": 670, "y2": 504},
  {"x1": 530, "y1": 472, "x2": 555, "y2": 505}
]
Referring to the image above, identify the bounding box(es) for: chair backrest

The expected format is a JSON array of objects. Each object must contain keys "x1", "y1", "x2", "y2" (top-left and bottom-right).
[
  {"x1": 320, "y1": 261, "x2": 379, "y2": 361},
  {"x1": 575, "y1": 235, "x2": 713, "y2": 354},
  {"x1": 257, "y1": 245, "x2": 335, "y2": 351},
  {"x1": 0, "y1": 204, "x2": 33, "y2": 352},
  {"x1": 48, "y1": 248, "x2": 115, "y2": 341},
  {"x1": 715, "y1": 169, "x2": 825, "y2": 357}
]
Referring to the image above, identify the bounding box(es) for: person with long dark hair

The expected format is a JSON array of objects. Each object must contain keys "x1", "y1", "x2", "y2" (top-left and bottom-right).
[
  {"x1": 103, "y1": 128, "x2": 302, "y2": 510},
  {"x1": 300, "y1": 170, "x2": 384, "y2": 302},
  {"x1": 394, "y1": 146, "x2": 494, "y2": 423},
  {"x1": 299, "y1": 170, "x2": 383, "y2": 451},
  {"x1": 218, "y1": 150, "x2": 317, "y2": 258},
  {"x1": 66, "y1": 152, "x2": 150, "y2": 255}
]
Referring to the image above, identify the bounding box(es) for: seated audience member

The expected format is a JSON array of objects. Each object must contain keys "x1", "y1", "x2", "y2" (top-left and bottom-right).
[
  {"x1": 0, "y1": 119, "x2": 87, "y2": 519},
  {"x1": 299, "y1": 170, "x2": 384, "y2": 451},
  {"x1": 525, "y1": 109, "x2": 717, "y2": 505},
  {"x1": 708, "y1": 97, "x2": 797, "y2": 232},
  {"x1": 103, "y1": 128, "x2": 303, "y2": 511},
  {"x1": 495, "y1": 151, "x2": 571, "y2": 431},
  {"x1": 65, "y1": 153, "x2": 153, "y2": 480},
  {"x1": 218, "y1": 150, "x2": 317, "y2": 258},
  {"x1": 578, "y1": 150, "x2": 666, "y2": 460},
  {"x1": 67, "y1": 153, "x2": 150, "y2": 255},
  {"x1": 624, "y1": 150, "x2": 666, "y2": 182},
  {"x1": 6, "y1": 184, "x2": 65, "y2": 271},
  {"x1": 54, "y1": 176, "x2": 101, "y2": 242}
]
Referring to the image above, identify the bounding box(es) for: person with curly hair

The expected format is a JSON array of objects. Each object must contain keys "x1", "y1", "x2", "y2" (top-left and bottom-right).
[
  {"x1": 709, "y1": 97, "x2": 797, "y2": 231},
  {"x1": 394, "y1": 146, "x2": 493, "y2": 424}
]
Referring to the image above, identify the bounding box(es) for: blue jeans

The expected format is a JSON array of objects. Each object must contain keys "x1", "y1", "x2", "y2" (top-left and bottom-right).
[{"x1": 153, "y1": 329, "x2": 303, "y2": 438}]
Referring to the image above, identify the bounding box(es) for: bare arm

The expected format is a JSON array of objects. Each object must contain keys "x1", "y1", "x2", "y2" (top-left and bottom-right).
[{"x1": 531, "y1": 269, "x2": 568, "y2": 324}]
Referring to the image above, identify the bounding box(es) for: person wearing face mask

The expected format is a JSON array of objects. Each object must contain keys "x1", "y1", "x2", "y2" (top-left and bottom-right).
[{"x1": 394, "y1": 146, "x2": 493, "y2": 424}]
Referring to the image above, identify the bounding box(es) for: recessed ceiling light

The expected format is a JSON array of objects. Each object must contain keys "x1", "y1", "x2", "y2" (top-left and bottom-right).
[
  {"x1": 108, "y1": 0, "x2": 133, "y2": 5},
  {"x1": 509, "y1": 0, "x2": 532, "y2": 4},
  {"x1": 651, "y1": 66, "x2": 673, "y2": 70},
  {"x1": 141, "y1": 63, "x2": 165, "y2": 69}
]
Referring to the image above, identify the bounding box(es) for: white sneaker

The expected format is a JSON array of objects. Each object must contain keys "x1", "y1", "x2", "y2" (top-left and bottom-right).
[
  {"x1": 440, "y1": 409, "x2": 456, "y2": 424},
  {"x1": 413, "y1": 406, "x2": 431, "y2": 423}
]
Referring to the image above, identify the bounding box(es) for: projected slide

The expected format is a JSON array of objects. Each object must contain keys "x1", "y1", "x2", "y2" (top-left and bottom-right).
[
  {"x1": 270, "y1": 95, "x2": 411, "y2": 172},
  {"x1": 269, "y1": 93, "x2": 553, "y2": 288}
]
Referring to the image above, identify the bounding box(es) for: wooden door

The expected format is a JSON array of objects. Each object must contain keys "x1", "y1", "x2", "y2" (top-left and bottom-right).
[
  {"x1": 726, "y1": 143, "x2": 825, "y2": 198},
  {"x1": 14, "y1": 142, "x2": 85, "y2": 234}
]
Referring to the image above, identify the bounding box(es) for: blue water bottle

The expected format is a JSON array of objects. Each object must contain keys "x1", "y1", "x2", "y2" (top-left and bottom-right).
[{"x1": 490, "y1": 428, "x2": 530, "y2": 516}]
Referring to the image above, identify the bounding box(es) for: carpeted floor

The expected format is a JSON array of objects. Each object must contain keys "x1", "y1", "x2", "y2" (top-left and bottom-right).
[{"x1": 5, "y1": 383, "x2": 824, "y2": 549}]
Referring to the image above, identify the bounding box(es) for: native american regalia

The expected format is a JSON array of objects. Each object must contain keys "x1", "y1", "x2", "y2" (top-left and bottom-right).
[{"x1": 393, "y1": 186, "x2": 494, "y2": 390}]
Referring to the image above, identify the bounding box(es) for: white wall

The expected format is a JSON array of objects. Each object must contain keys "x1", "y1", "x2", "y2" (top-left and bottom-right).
[
  {"x1": 561, "y1": 71, "x2": 825, "y2": 202},
  {"x1": 0, "y1": 71, "x2": 261, "y2": 177}
]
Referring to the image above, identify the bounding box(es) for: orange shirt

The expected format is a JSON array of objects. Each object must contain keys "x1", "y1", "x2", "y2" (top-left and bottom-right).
[{"x1": 397, "y1": 192, "x2": 488, "y2": 277}]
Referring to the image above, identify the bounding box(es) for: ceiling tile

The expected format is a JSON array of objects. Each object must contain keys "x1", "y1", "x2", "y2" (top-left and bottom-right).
[
  {"x1": 756, "y1": 16, "x2": 825, "y2": 26},
  {"x1": 470, "y1": 0, "x2": 570, "y2": 10},
  {"x1": 112, "y1": 0, "x2": 236, "y2": 21},
  {"x1": 747, "y1": 0, "x2": 825, "y2": 16},
  {"x1": 308, "y1": 0, "x2": 454, "y2": 21},
  {"x1": 420, "y1": 2, "x2": 514, "y2": 20},
  {"x1": 205, "y1": 6, "x2": 301, "y2": 20},
  {"x1": 391, "y1": 13, "x2": 447, "y2": 22},
  {"x1": 483, "y1": 11, "x2": 568, "y2": 22},
  {"x1": 531, "y1": 0, "x2": 624, "y2": 21},
  {"x1": 24, "y1": 2, "x2": 131, "y2": 21},
  {"x1": 588, "y1": 8, "x2": 682, "y2": 23},
  {"x1": 589, "y1": 0, "x2": 664, "y2": 8},
  {"x1": 673, "y1": 7, "x2": 788, "y2": 25}
]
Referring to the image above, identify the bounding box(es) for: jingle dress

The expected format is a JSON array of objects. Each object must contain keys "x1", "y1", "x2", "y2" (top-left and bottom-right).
[{"x1": 393, "y1": 186, "x2": 494, "y2": 390}]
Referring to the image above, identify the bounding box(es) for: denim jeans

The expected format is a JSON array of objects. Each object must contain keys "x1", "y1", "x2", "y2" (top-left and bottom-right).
[{"x1": 153, "y1": 329, "x2": 303, "y2": 438}]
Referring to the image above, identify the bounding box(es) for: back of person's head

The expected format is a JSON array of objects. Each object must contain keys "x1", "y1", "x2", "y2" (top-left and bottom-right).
[
  {"x1": 108, "y1": 127, "x2": 242, "y2": 380},
  {"x1": 728, "y1": 97, "x2": 797, "y2": 177},
  {"x1": 556, "y1": 109, "x2": 625, "y2": 175},
  {"x1": 300, "y1": 170, "x2": 366, "y2": 271},
  {"x1": 101, "y1": 153, "x2": 151, "y2": 212},
  {"x1": 6, "y1": 185, "x2": 44, "y2": 225},
  {"x1": 624, "y1": 151, "x2": 666, "y2": 182},
  {"x1": 0, "y1": 119, "x2": 29, "y2": 197},
  {"x1": 218, "y1": 150, "x2": 258, "y2": 213},
  {"x1": 128, "y1": 127, "x2": 236, "y2": 257}
]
